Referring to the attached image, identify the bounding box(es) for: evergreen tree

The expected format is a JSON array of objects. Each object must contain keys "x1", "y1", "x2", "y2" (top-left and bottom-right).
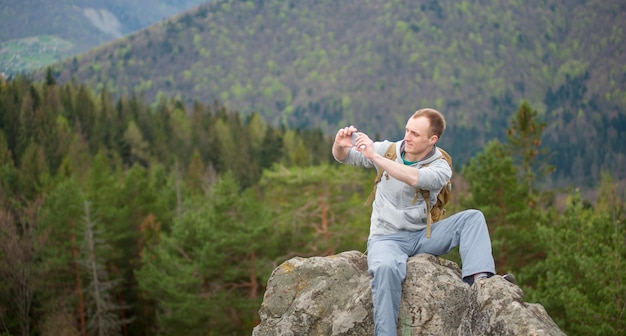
[
  {"x1": 36, "y1": 178, "x2": 87, "y2": 335},
  {"x1": 92, "y1": 88, "x2": 115, "y2": 156},
  {"x1": 0, "y1": 131, "x2": 18, "y2": 208},
  {"x1": 17, "y1": 141, "x2": 50, "y2": 201},
  {"x1": 57, "y1": 131, "x2": 92, "y2": 184},
  {"x1": 259, "y1": 164, "x2": 371, "y2": 258},
  {"x1": 505, "y1": 101, "x2": 554, "y2": 202},
  {"x1": 524, "y1": 187, "x2": 626, "y2": 336},
  {"x1": 245, "y1": 112, "x2": 267, "y2": 154},
  {"x1": 281, "y1": 129, "x2": 312, "y2": 167},
  {"x1": 51, "y1": 115, "x2": 74, "y2": 177},
  {"x1": 168, "y1": 103, "x2": 193, "y2": 165},
  {"x1": 0, "y1": 77, "x2": 26, "y2": 157},
  {"x1": 460, "y1": 139, "x2": 535, "y2": 273},
  {"x1": 151, "y1": 96, "x2": 174, "y2": 164},
  {"x1": 186, "y1": 147, "x2": 207, "y2": 195},
  {"x1": 258, "y1": 125, "x2": 283, "y2": 170},
  {"x1": 136, "y1": 173, "x2": 276, "y2": 334},
  {"x1": 214, "y1": 116, "x2": 259, "y2": 188},
  {"x1": 41, "y1": 78, "x2": 62, "y2": 172},
  {"x1": 72, "y1": 85, "x2": 97, "y2": 152},
  {"x1": 123, "y1": 120, "x2": 150, "y2": 166}
]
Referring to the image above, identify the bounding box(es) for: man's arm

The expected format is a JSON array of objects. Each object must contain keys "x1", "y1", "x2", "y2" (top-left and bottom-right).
[
  {"x1": 333, "y1": 128, "x2": 422, "y2": 187},
  {"x1": 369, "y1": 152, "x2": 419, "y2": 187},
  {"x1": 347, "y1": 133, "x2": 419, "y2": 187}
]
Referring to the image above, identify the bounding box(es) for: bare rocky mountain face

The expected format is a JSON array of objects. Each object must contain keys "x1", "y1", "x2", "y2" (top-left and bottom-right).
[{"x1": 253, "y1": 251, "x2": 565, "y2": 336}]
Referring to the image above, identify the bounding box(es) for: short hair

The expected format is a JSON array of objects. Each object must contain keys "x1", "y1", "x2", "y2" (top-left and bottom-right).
[{"x1": 411, "y1": 108, "x2": 446, "y2": 138}]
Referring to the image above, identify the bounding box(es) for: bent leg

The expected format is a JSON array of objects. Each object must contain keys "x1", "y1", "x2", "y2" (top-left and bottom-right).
[
  {"x1": 367, "y1": 236, "x2": 409, "y2": 336},
  {"x1": 415, "y1": 209, "x2": 495, "y2": 278}
]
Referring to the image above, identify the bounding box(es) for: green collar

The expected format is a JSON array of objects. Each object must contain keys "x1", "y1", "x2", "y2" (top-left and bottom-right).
[{"x1": 401, "y1": 151, "x2": 417, "y2": 166}]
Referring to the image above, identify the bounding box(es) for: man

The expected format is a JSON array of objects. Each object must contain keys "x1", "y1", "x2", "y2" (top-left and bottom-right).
[{"x1": 332, "y1": 108, "x2": 513, "y2": 335}]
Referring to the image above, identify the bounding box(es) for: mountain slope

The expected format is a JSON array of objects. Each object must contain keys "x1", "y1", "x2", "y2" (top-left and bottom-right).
[
  {"x1": 0, "y1": 0, "x2": 208, "y2": 76},
  {"x1": 48, "y1": 0, "x2": 626, "y2": 188}
]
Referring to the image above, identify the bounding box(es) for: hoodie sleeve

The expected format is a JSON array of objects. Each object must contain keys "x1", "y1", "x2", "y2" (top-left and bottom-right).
[{"x1": 415, "y1": 153, "x2": 452, "y2": 191}]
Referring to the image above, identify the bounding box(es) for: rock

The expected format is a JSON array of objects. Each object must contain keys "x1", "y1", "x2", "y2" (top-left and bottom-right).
[{"x1": 253, "y1": 250, "x2": 565, "y2": 336}]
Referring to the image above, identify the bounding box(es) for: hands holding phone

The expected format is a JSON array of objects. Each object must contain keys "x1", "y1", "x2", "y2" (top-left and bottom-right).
[
  {"x1": 332, "y1": 126, "x2": 375, "y2": 161},
  {"x1": 334, "y1": 126, "x2": 371, "y2": 150},
  {"x1": 351, "y1": 132, "x2": 366, "y2": 149}
]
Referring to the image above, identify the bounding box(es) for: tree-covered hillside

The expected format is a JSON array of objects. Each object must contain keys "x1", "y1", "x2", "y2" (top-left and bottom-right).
[{"x1": 46, "y1": 0, "x2": 626, "y2": 191}]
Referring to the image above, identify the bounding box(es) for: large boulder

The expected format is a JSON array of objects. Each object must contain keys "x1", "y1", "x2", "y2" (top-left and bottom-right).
[{"x1": 253, "y1": 250, "x2": 565, "y2": 336}]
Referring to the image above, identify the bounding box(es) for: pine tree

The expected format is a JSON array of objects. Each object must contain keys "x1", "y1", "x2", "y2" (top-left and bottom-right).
[
  {"x1": 524, "y1": 187, "x2": 626, "y2": 336},
  {"x1": 36, "y1": 178, "x2": 87, "y2": 335},
  {"x1": 505, "y1": 101, "x2": 555, "y2": 202},
  {"x1": 460, "y1": 139, "x2": 536, "y2": 273},
  {"x1": 136, "y1": 173, "x2": 278, "y2": 334},
  {"x1": 17, "y1": 141, "x2": 50, "y2": 200},
  {"x1": 123, "y1": 120, "x2": 150, "y2": 166},
  {"x1": 186, "y1": 148, "x2": 207, "y2": 195},
  {"x1": 0, "y1": 131, "x2": 18, "y2": 208},
  {"x1": 259, "y1": 164, "x2": 371, "y2": 258},
  {"x1": 72, "y1": 85, "x2": 97, "y2": 152},
  {"x1": 281, "y1": 129, "x2": 312, "y2": 167}
]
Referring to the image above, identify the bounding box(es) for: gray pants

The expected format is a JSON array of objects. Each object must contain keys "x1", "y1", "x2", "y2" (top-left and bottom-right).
[{"x1": 366, "y1": 209, "x2": 495, "y2": 335}]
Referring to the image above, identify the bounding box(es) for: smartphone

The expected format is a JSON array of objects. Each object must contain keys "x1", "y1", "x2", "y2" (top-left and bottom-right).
[{"x1": 351, "y1": 132, "x2": 359, "y2": 145}]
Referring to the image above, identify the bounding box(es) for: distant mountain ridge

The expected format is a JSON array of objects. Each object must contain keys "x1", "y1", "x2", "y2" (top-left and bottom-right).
[
  {"x1": 42, "y1": 0, "x2": 626, "y2": 189},
  {"x1": 0, "y1": 0, "x2": 208, "y2": 76}
]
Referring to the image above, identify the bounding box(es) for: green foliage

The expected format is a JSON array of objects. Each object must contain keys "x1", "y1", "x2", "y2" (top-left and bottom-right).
[
  {"x1": 0, "y1": 131, "x2": 18, "y2": 207},
  {"x1": 17, "y1": 141, "x2": 50, "y2": 200},
  {"x1": 36, "y1": 177, "x2": 85, "y2": 314},
  {"x1": 259, "y1": 164, "x2": 371, "y2": 256},
  {"x1": 0, "y1": 1, "x2": 208, "y2": 76},
  {"x1": 0, "y1": 35, "x2": 73, "y2": 75},
  {"x1": 136, "y1": 173, "x2": 278, "y2": 334},
  {"x1": 523, "y1": 188, "x2": 626, "y2": 335},
  {"x1": 38, "y1": 0, "x2": 626, "y2": 192},
  {"x1": 461, "y1": 139, "x2": 537, "y2": 273},
  {"x1": 459, "y1": 101, "x2": 624, "y2": 334},
  {"x1": 506, "y1": 101, "x2": 554, "y2": 198},
  {"x1": 0, "y1": 73, "x2": 343, "y2": 334},
  {"x1": 2, "y1": 66, "x2": 623, "y2": 334},
  {"x1": 462, "y1": 102, "x2": 554, "y2": 274}
]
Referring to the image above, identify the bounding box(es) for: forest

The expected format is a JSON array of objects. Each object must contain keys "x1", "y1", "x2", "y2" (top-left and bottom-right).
[
  {"x1": 0, "y1": 73, "x2": 624, "y2": 336},
  {"x1": 44, "y1": 0, "x2": 626, "y2": 191}
]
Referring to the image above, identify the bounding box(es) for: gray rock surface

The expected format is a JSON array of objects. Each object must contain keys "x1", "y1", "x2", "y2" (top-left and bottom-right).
[{"x1": 253, "y1": 250, "x2": 565, "y2": 336}]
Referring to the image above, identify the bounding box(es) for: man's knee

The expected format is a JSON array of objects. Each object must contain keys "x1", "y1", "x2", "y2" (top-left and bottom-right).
[
  {"x1": 465, "y1": 209, "x2": 486, "y2": 222},
  {"x1": 368, "y1": 255, "x2": 406, "y2": 289}
]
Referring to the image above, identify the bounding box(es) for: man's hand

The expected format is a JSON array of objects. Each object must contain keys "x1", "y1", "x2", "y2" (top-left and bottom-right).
[
  {"x1": 332, "y1": 126, "x2": 376, "y2": 162},
  {"x1": 334, "y1": 126, "x2": 359, "y2": 148},
  {"x1": 332, "y1": 126, "x2": 357, "y2": 162}
]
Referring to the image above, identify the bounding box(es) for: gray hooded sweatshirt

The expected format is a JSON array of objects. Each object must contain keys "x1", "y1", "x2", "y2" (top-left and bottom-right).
[{"x1": 339, "y1": 140, "x2": 452, "y2": 238}]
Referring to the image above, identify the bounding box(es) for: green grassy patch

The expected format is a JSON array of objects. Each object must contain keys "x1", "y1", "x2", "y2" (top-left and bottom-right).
[{"x1": 0, "y1": 35, "x2": 73, "y2": 76}]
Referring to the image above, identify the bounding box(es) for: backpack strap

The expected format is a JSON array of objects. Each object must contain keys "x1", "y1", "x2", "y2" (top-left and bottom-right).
[
  {"x1": 419, "y1": 189, "x2": 432, "y2": 238},
  {"x1": 415, "y1": 152, "x2": 447, "y2": 238},
  {"x1": 417, "y1": 150, "x2": 453, "y2": 238},
  {"x1": 364, "y1": 142, "x2": 397, "y2": 206}
]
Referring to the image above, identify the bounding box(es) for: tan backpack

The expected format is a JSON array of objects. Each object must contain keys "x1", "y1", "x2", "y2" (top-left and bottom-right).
[{"x1": 364, "y1": 142, "x2": 453, "y2": 237}]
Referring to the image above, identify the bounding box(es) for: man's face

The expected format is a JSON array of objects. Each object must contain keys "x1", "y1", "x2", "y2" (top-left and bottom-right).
[{"x1": 403, "y1": 116, "x2": 437, "y2": 160}]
